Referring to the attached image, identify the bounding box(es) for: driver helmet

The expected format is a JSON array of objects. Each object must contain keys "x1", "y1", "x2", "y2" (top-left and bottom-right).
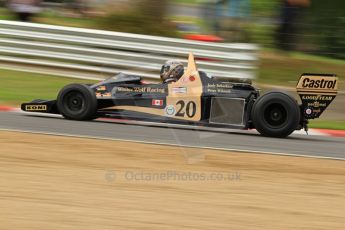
[{"x1": 160, "y1": 60, "x2": 184, "y2": 83}]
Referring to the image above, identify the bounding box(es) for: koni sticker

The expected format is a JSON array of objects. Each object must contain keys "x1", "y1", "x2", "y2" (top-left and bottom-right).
[{"x1": 25, "y1": 105, "x2": 47, "y2": 111}]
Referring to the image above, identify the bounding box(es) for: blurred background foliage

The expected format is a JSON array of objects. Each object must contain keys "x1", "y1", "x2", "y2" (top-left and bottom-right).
[
  {"x1": 0, "y1": 0, "x2": 344, "y2": 85},
  {"x1": 1, "y1": 0, "x2": 344, "y2": 58},
  {"x1": 96, "y1": 0, "x2": 178, "y2": 37}
]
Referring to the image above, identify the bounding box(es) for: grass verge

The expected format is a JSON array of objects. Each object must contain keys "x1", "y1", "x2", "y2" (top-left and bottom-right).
[
  {"x1": 309, "y1": 120, "x2": 345, "y2": 130},
  {"x1": 0, "y1": 69, "x2": 95, "y2": 106},
  {"x1": 258, "y1": 50, "x2": 345, "y2": 86}
]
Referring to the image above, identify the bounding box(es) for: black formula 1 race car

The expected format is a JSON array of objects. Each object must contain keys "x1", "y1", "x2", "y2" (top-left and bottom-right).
[{"x1": 21, "y1": 53, "x2": 338, "y2": 138}]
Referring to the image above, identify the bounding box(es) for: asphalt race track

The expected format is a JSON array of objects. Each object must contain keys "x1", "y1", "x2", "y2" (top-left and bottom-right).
[{"x1": 0, "y1": 111, "x2": 344, "y2": 160}]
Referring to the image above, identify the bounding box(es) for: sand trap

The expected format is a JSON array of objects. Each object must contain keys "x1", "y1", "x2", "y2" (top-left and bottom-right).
[{"x1": 0, "y1": 131, "x2": 344, "y2": 229}]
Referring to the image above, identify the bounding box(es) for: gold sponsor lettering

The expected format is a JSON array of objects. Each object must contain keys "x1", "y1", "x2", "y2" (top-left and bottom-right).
[
  {"x1": 218, "y1": 89, "x2": 231, "y2": 93},
  {"x1": 207, "y1": 83, "x2": 232, "y2": 93},
  {"x1": 216, "y1": 83, "x2": 233, "y2": 88},
  {"x1": 116, "y1": 87, "x2": 133, "y2": 92},
  {"x1": 96, "y1": 86, "x2": 106, "y2": 91},
  {"x1": 297, "y1": 75, "x2": 338, "y2": 93},
  {"x1": 301, "y1": 95, "x2": 334, "y2": 101},
  {"x1": 207, "y1": 88, "x2": 217, "y2": 93},
  {"x1": 307, "y1": 102, "x2": 327, "y2": 107},
  {"x1": 116, "y1": 87, "x2": 165, "y2": 94},
  {"x1": 144, "y1": 87, "x2": 165, "y2": 93},
  {"x1": 25, "y1": 105, "x2": 47, "y2": 111},
  {"x1": 302, "y1": 78, "x2": 336, "y2": 89}
]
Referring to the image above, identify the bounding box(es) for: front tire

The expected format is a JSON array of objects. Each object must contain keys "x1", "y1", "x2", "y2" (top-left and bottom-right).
[
  {"x1": 57, "y1": 84, "x2": 97, "y2": 120},
  {"x1": 251, "y1": 92, "x2": 300, "y2": 138}
]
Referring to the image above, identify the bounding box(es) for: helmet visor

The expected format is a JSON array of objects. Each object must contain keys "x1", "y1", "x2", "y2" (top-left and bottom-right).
[{"x1": 160, "y1": 64, "x2": 170, "y2": 77}]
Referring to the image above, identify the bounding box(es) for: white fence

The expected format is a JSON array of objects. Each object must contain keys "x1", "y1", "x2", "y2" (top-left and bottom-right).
[{"x1": 0, "y1": 20, "x2": 259, "y2": 80}]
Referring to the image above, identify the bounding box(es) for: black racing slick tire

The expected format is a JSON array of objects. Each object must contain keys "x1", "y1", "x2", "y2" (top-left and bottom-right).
[
  {"x1": 57, "y1": 84, "x2": 98, "y2": 121},
  {"x1": 251, "y1": 92, "x2": 300, "y2": 138}
]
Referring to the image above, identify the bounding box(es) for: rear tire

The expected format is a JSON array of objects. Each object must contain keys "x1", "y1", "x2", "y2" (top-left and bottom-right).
[
  {"x1": 251, "y1": 92, "x2": 300, "y2": 138},
  {"x1": 57, "y1": 84, "x2": 97, "y2": 120}
]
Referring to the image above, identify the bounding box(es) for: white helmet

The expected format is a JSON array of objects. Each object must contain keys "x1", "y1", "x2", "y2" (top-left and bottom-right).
[{"x1": 160, "y1": 60, "x2": 184, "y2": 83}]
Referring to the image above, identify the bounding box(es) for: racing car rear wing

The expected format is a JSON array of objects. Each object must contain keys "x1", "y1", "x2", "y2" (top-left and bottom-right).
[{"x1": 296, "y1": 73, "x2": 338, "y2": 119}]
